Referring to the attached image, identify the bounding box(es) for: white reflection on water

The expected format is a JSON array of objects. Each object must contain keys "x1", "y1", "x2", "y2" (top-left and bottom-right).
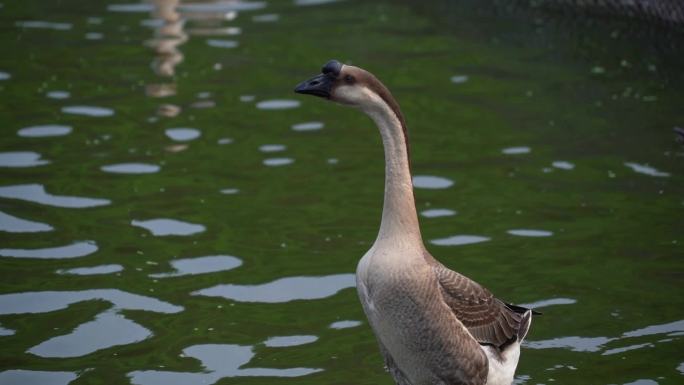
[
  {"x1": 0, "y1": 241, "x2": 97, "y2": 259},
  {"x1": 602, "y1": 342, "x2": 654, "y2": 356},
  {"x1": 413, "y1": 175, "x2": 454, "y2": 189},
  {"x1": 149, "y1": 255, "x2": 242, "y2": 278},
  {"x1": 0, "y1": 210, "x2": 53, "y2": 233},
  {"x1": 507, "y1": 229, "x2": 553, "y2": 237},
  {"x1": 526, "y1": 318, "x2": 684, "y2": 356},
  {"x1": 85, "y1": 32, "x2": 104, "y2": 40},
  {"x1": 450, "y1": 75, "x2": 469, "y2": 84},
  {"x1": 0, "y1": 289, "x2": 183, "y2": 315},
  {"x1": 17, "y1": 124, "x2": 72, "y2": 137},
  {"x1": 101, "y1": 163, "x2": 160, "y2": 174},
  {"x1": 622, "y1": 319, "x2": 684, "y2": 338},
  {"x1": 57, "y1": 264, "x2": 124, "y2": 276},
  {"x1": 624, "y1": 162, "x2": 670, "y2": 177},
  {"x1": 501, "y1": 146, "x2": 531, "y2": 155},
  {"x1": 194, "y1": 273, "x2": 355, "y2": 303},
  {"x1": 0, "y1": 370, "x2": 77, "y2": 385},
  {"x1": 256, "y1": 99, "x2": 300, "y2": 110},
  {"x1": 429, "y1": 235, "x2": 490, "y2": 246},
  {"x1": 46, "y1": 90, "x2": 70, "y2": 99},
  {"x1": 259, "y1": 144, "x2": 286, "y2": 152},
  {"x1": 525, "y1": 336, "x2": 613, "y2": 352},
  {"x1": 263, "y1": 157, "x2": 294, "y2": 166},
  {"x1": 165, "y1": 128, "x2": 201, "y2": 141},
  {"x1": 420, "y1": 208, "x2": 456, "y2": 218},
  {"x1": 0, "y1": 71, "x2": 10, "y2": 80},
  {"x1": 206, "y1": 39, "x2": 238, "y2": 48},
  {"x1": 129, "y1": 343, "x2": 321, "y2": 385},
  {"x1": 294, "y1": 0, "x2": 339, "y2": 6},
  {"x1": 0, "y1": 184, "x2": 111, "y2": 208},
  {"x1": 264, "y1": 335, "x2": 318, "y2": 347},
  {"x1": 28, "y1": 311, "x2": 151, "y2": 358},
  {"x1": 292, "y1": 121, "x2": 323, "y2": 131},
  {"x1": 329, "y1": 320, "x2": 362, "y2": 329},
  {"x1": 220, "y1": 188, "x2": 239, "y2": 194},
  {"x1": 0, "y1": 324, "x2": 15, "y2": 336},
  {"x1": 131, "y1": 218, "x2": 206, "y2": 236},
  {"x1": 252, "y1": 13, "x2": 279, "y2": 22},
  {"x1": 623, "y1": 380, "x2": 658, "y2": 385},
  {"x1": 15, "y1": 20, "x2": 72, "y2": 30},
  {"x1": 177, "y1": 1, "x2": 266, "y2": 12},
  {"x1": 552, "y1": 160, "x2": 575, "y2": 170},
  {"x1": 108, "y1": 3, "x2": 155, "y2": 12},
  {"x1": 61, "y1": 105, "x2": 114, "y2": 117},
  {"x1": 0, "y1": 151, "x2": 50, "y2": 167}
]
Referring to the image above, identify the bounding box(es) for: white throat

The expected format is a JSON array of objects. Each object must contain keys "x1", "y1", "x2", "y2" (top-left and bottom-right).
[{"x1": 358, "y1": 92, "x2": 422, "y2": 245}]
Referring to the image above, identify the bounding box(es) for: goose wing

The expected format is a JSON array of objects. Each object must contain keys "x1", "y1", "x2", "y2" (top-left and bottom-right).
[{"x1": 432, "y1": 263, "x2": 530, "y2": 349}]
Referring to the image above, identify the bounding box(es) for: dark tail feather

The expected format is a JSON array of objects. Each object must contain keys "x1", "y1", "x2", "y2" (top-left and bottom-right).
[{"x1": 505, "y1": 303, "x2": 542, "y2": 315}]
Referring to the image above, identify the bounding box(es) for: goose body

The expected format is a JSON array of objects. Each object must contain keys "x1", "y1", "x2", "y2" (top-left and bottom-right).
[{"x1": 295, "y1": 60, "x2": 535, "y2": 385}]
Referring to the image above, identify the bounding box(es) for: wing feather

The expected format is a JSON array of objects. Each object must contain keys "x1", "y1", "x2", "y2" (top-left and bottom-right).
[{"x1": 432, "y1": 263, "x2": 529, "y2": 349}]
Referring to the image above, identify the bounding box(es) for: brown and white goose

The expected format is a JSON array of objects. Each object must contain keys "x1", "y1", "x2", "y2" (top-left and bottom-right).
[{"x1": 294, "y1": 60, "x2": 536, "y2": 385}]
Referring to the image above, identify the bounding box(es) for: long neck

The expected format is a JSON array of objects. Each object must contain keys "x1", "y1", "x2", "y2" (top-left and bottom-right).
[{"x1": 361, "y1": 98, "x2": 422, "y2": 244}]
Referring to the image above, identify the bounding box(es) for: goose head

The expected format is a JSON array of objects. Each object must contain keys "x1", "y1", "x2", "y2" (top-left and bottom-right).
[{"x1": 294, "y1": 60, "x2": 401, "y2": 117}]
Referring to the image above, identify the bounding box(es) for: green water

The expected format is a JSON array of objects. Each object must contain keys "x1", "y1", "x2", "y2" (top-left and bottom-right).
[{"x1": 1, "y1": 0, "x2": 683, "y2": 384}]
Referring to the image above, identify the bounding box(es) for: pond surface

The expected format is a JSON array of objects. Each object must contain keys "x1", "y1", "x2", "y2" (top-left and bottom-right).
[{"x1": 0, "y1": 0, "x2": 682, "y2": 384}]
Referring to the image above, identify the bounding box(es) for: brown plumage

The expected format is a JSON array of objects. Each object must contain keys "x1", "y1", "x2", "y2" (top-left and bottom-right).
[{"x1": 295, "y1": 60, "x2": 536, "y2": 385}]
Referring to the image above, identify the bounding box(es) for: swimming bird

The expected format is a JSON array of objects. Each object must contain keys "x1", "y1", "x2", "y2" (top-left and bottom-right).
[{"x1": 294, "y1": 60, "x2": 536, "y2": 385}]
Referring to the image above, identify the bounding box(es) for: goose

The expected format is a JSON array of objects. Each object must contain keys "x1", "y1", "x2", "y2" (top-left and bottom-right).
[{"x1": 294, "y1": 60, "x2": 537, "y2": 385}]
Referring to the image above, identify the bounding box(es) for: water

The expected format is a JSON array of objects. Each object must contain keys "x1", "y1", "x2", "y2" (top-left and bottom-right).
[{"x1": 0, "y1": 0, "x2": 682, "y2": 384}]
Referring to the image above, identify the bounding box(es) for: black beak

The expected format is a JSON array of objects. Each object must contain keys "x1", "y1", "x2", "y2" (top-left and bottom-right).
[{"x1": 294, "y1": 73, "x2": 334, "y2": 98}]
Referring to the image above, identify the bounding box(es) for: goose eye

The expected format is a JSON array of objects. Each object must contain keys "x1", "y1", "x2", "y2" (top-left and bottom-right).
[{"x1": 344, "y1": 75, "x2": 355, "y2": 84}]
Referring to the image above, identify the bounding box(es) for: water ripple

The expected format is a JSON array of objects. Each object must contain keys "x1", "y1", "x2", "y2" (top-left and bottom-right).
[
  {"x1": 0, "y1": 184, "x2": 111, "y2": 208},
  {"x1": 165, "y1": 128, "x2": 201, "y2": 142},
  {"x1": 292, "y1": 121, "x2": 324, "y2": 131},
  {"x1": 413, "y1": 175, "x2": 454, "y2": 189},
  {"x1": 28, "y1": 311, "x2": 151, "y2": 358},
  {"x1": 206, "y1": 39, "x2": 239, "y2": 49},
  {"x1": 16, "y1": 20, "x2": 72, "y2": 30},
  {"x1": 17, "y1": 124, "x2": 72, "y2": 137},
  {"x1": 0, "y1": 240, "x2": 97, "y2": 259},
  {"x1": 264, "y1": 335, "x2": 318, "y2": 347},
  {"x1": 0, "y1": 289, "x2": 183, "y2": 314},
  {"x1": 129, "y1": 343, "x2": 321, "y2": 384},
  {"x1": 149, "y1": 255, "x2": 242, "y2": 278},
  {"x1": 0, "y1": 370, "x2": 77, "y2": 385},
  {"x1": 0, "y1": 210, "x2": 53, "y2": 233},
  {"x1": 0, "y1": 151, "x2": 50, "y2": 167},
  {"x1": 502, "y1": 146, "x2": 531, "y2": 155},
  {"x1": 57, "y1": 264, "x2": 124, "y2": 276},
  {"x1": 507, "y1": 229, "x2": 553, "y2": 237},
  {"x1": 194, "y1": 273, "x2": 355, "y2": 303},
  {"x1": 46, "y1": 90, "x2": 70, "y2": 99},
  {"x1": 420, "y1": 208, "x2": 456, "y2": 218},
  {"x1": 624, "y1": 162, "x2": 670, "y2": 177},
  {"x1": 132, "y1": 218, "x2": 206, "y2": 236},
  {"x1": 61, "y1": 105, "x2": 114, "y2": 117},
  {"x1": 329, "y1": 320, "x2": 362, "y2": 329},
  {"x1": 101, "y1": 163, "x2": 160, "y2": 174},
  {"x1": 263, "y1": 157, "x2": 294, "y2": 166},
  {"x1": 429, "y1": 235, "x2": 490, "y2": 246},
  {"x1": 256, "y1": 99, "x2": 300, "y2": 110}
]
